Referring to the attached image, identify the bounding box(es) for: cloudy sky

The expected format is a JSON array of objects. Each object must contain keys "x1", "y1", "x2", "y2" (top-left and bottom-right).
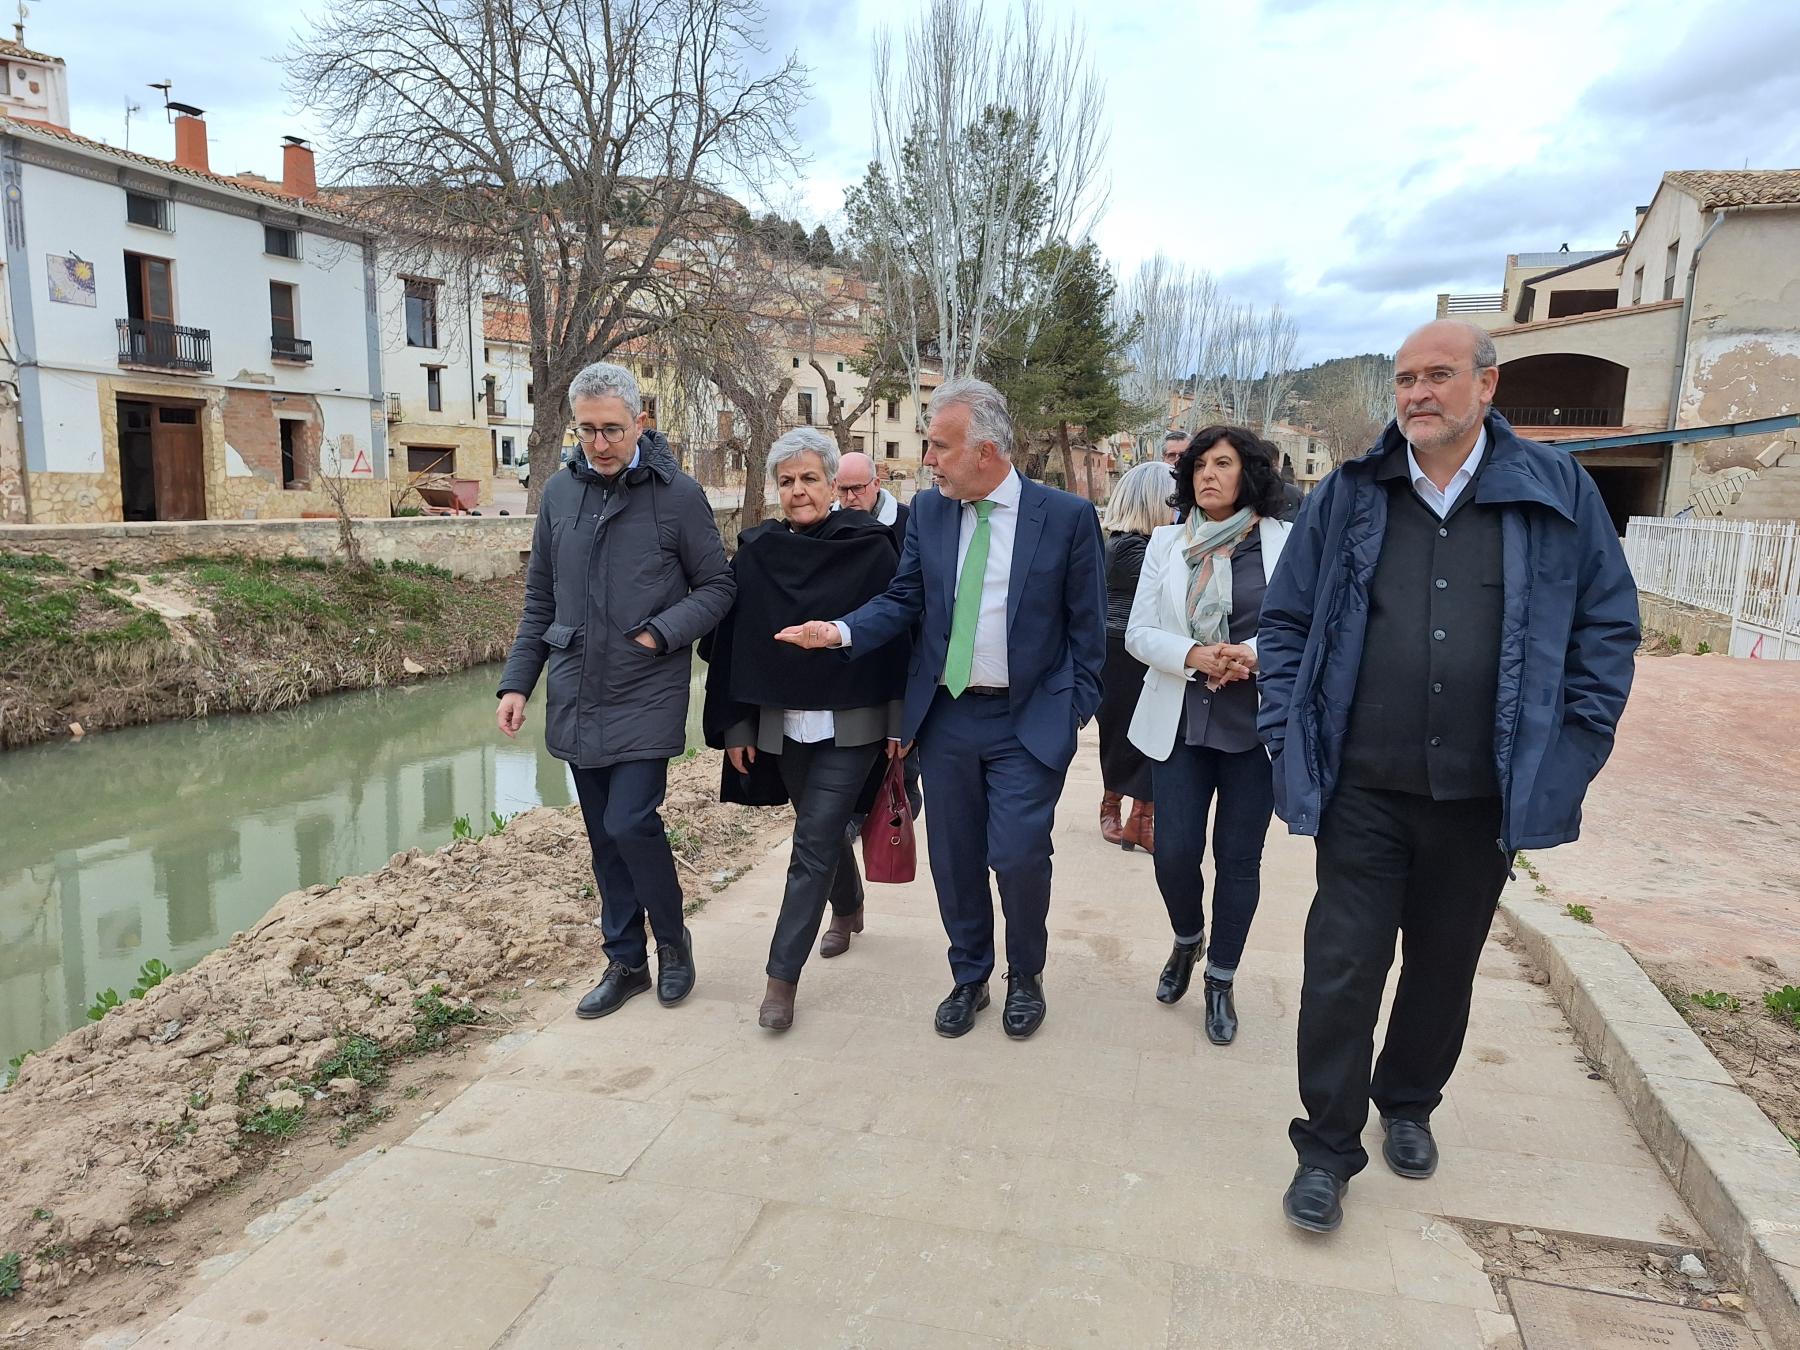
[{"x1": 27, "y1": 0, "x2": 1800, "y2": 362}]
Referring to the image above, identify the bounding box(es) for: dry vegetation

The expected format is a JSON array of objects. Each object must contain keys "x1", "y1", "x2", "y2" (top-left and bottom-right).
[{"x1": 0, "y1": 552, "x2": 522, "y2": 749}]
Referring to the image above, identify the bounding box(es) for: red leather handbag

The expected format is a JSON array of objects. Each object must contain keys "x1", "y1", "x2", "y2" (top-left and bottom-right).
[{"x1": 860, "y1": 754, "x2": 916, "y2": 884}]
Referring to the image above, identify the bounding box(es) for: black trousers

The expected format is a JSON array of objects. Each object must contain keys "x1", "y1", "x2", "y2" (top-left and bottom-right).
[
  {"x1": 570, "y1": 758, "x2": 687, "y2": 969},
  {"x1": 1290, "y1": 783, "x2": 1510, "y2": 1179},
  {"x1": 1149, "y1": 741, "x2": 1274, "y2": 969},
  {"x1": 767, "y1": 738, "x2": 881, "y2": 982}
]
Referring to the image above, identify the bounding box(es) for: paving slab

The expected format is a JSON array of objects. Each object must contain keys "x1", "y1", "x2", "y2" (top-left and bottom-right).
[{"x1": 140, "y1": 732, "x2": 1753, "y2": 1349}]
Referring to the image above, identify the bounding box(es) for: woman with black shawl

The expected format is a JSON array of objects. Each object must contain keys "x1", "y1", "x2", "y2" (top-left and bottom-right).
[{"x1": 701, "y1": 428, "x2": 909, "y2": 1031}]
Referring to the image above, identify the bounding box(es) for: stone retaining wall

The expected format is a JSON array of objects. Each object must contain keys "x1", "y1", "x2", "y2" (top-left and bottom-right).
[
  {"x1": 1639, "y1": 594, "x2": 1732, "y2": 653},
  {"x1": 0, "y1": 516, "x2": 537, "y2": 582}
]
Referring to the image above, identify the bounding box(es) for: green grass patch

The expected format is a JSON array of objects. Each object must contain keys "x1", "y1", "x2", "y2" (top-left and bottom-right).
[
  {"x1": 1689, "y1": 990, "x2": 1740, "y2": 1012},
  {"x1": 1563, "y1": 903, "x2": 1594, "y2": 924},
  {"x1": 334, "y1": 1105, "x2": 392, "y2": 1147},
  {"x1": 0, "y1": 552, "x2": 70, "y2": 574},
  {"x1": 240, "y1": 1103, "x2": 306, "y2": 1139},
  {"x1": 1764, "y1": 985, "x2": 1800, "y2": 1029},
  {"x1": 188, "y1": 561, "x2": 342, "y2": 624},
  {"x1": 313, "y1": 1032, "x2": 388, "y2": 1089},
  {"x1": 407, "y1": 985, "x2": 481, "y2": 1053}
]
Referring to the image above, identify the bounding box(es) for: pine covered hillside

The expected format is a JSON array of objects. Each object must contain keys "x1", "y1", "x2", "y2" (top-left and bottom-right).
[{"x1": 1287, "y1": 353, "x2": 1394, "y2": 413}]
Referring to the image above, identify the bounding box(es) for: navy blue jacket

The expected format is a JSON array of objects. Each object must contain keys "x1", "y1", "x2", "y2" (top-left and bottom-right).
[
  {"x1": 838, "y1": 474, "x2": 1107, "y2": 771},
  {"x1": 1257, "y1": 412, "x2": 1639, "y2": 853}
]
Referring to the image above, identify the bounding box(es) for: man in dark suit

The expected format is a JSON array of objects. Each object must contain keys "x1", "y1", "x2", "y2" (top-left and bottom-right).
[{"x1": 777, "y1": 377, "x2": 1107, "y2": 1040}]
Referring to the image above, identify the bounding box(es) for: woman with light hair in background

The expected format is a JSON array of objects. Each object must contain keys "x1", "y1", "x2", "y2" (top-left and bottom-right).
[
  {"x1": 1095, "y1": 461, "x2": 1176, "y2": 851},
  {"x1": 700, "y1": 427, "x2": 909, "y2": 1031}
]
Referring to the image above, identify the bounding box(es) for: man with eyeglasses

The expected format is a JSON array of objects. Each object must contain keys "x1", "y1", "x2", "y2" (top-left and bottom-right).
[
  {"x1": 833, "y1": 451, "x2": 908, "y2": 543},
  {"x1": 497, "y1": 361, "x2": 734, "y2": 1022},
  {"x1": 1258, "y1": 320, "x2": 1638, "y2": 1233}
]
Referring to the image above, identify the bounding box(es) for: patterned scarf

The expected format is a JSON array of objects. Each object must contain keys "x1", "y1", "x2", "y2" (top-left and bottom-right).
[{"x1": 1182, "y1": 507, "x2": 1256, "y2": 644}]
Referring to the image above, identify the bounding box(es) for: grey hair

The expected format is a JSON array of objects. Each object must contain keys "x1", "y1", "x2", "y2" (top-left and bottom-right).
[
  {"x1": 1102, "y1": 462, "x2": 1177, "y2": 536},
  {"x1": 930, "y1": 377, "x2": 1014, "y2": 456},
  {"x1": 767, "y1": 426, "x2": 840, "y2": 482},
  {"x1": 1473, "y1": 329, "x2": 1498, "y2": 370},
  {"x1": 567, "y1": 361, "x2": 642, "y2": 418},
  {"x1": 1162, "y1": 429, "x2": 1190, "y2": 444}
]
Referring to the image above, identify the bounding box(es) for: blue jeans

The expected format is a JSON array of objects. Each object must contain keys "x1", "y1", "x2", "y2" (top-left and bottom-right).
[{"x1": 1150, "y1": 741, "x2": 1275, "y2": 969}]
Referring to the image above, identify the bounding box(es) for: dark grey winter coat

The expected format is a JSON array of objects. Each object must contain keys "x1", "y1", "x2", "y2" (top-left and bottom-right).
[{"x1": 498, "y1": 431, "x2": 734, "y2": 768}]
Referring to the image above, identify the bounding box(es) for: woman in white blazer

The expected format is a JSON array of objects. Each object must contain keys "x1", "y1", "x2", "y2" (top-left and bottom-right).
[{"x1": 1125, "y1": 427, "x2": 1293, "y2": 1045}]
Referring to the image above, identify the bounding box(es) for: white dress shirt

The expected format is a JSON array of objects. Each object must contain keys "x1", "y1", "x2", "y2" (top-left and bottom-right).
[
  {"x1": 837, "y1": 469, "x2": 1021, "y2": 689},
  {"x1": 1405, "y1": 427, "x2": 1486, "y2": 519},
  {"x1": 782, "y1": 708, "x2": 835, "y2": 743}
]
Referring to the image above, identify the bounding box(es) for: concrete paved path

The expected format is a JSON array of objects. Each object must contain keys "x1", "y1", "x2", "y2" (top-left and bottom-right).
[{"x1": 143, "y1": 737, "x2": 1712, "y2": 1348}]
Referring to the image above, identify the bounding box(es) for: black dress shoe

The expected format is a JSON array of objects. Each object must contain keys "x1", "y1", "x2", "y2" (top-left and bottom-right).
[
  {"x1": 1002, "y1": 970, "x2": 1047, "y2": 1040},
  {"x1": 1282, "y1": 1165, "x2": 1347, "y2": 1233},
  {"x1": 577, "y1": 960, "x2": 651, "y2": 1019},
  {"x1": 934, "y1": 981, "x2": 989, "y2": 1038},
  {"x1": 656, "y1": 927, "x2": 696, "y2": 1006},
  {"x1": 1381, "y1": 1117, "x2": 1438, "y2": 1179},
  {"x1": 1155, "y1": 939, "x2": 1201, "y2": 1004},
  {"x1": 1202, "y1": 975, "x2": 1237, "y2": 1045}
]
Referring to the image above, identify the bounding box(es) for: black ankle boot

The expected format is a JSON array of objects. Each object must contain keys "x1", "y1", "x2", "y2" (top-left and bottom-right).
[
  {"x1": 1156, "y1": 940, "x2": 1201, "y2": 1004},
  {"x1": 1202, "y1": 974, "x2": 1237, "y2": 1044}
]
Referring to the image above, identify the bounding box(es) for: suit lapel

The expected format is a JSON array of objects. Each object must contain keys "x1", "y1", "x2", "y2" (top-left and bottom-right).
[
  {"x1": 935, "y1": 490, "x2": 959, "y2": 620},
  {"x1": 1007, "y1": 478, "x2": 1049, "y2": 632}
]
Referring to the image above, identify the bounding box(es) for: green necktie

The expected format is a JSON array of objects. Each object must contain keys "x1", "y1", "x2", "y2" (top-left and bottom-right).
[{"x1": 944, "y1": 499, "x2": 996, "y2": 697}]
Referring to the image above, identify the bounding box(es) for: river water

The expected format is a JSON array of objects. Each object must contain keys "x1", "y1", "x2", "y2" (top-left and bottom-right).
[{"x1": 0, "y1": 663, "x2": 708, "y2": 1072}]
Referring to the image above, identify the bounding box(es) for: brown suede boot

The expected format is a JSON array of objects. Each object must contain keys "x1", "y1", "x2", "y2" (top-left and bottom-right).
[
  {"x1": 1124, "y1": 799, "x2": 1155, "y2": 854},
  {"x1": 819, "y1": 906, "x2": 864, "y2": 958},
  {"x1": 1100, "y1": 791, "x2": 1125, "y2": 846},
  {"x1": 759, "y1": 977, "x2": 797, "y2": 1031}
]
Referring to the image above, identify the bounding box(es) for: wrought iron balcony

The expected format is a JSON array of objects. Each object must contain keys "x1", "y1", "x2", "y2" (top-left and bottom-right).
[
  {"x1": 1496, "y1": 405, "x2": 1620, "y2": 428},
  {"x1": 116, "y1": 317, "x2": 212, "y2": 373},
  {"x1": 271, "y1": 334, "x2": 313, "y2": 363},
  {"x1": 486, "y1": 397, "x2": 508, "y2": 418}
]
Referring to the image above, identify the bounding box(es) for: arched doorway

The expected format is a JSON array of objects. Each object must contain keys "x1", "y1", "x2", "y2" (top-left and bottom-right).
[{"x1": 1495, "y1": 354, "x2": 1628, "y2": 429}]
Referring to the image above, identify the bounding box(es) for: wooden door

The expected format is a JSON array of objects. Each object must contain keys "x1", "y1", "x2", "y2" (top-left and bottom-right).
[{"x1": 151, "y1": 405, "x2": 206, "y2": 520}]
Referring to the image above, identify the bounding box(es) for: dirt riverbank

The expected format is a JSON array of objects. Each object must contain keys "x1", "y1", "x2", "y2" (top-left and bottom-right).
[
  {"x1": 0, "y1": 752, "x2": 794, "y2": 1347},
  {"x1": 0, "y1": 550, "x2": 524, "y2": 750}
]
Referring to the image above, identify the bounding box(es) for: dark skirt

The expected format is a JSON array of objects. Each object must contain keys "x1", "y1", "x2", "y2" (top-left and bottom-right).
[{"x1": 1097, "y1": 632, "x2": 1155, "y2": 798}]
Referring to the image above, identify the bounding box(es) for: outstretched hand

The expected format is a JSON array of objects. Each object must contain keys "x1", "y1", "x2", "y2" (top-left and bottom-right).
[{"x1": 773, "y1": 621, "x2": 843, "y2": 649}]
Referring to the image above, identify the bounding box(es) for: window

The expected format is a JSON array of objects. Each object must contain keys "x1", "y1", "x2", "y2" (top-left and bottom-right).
[
  {"x1": 885, "y1": 398, "x2": 899, "y2": 421},
  {"x1": 836, "y1": 361, "x2": 845, "y2": 373},
  {"x1": 884, "y1": 440, "x2": 898, "y2": 459},
  {"x1": 482, "y1": 345, "x2": 491, "y2": 363},
  {"x1": 797, "y1": 391, "x2": 814, "y2": 424},
  {"x1": 644, "y1": 394, "x2": 658, "y2": 421},
  {"x1": 920, "y1": 439, "x2": 928, "y2": 455},
  {"x1": 1663, "y1": 240, "x2": 1680, "y2": 301},
  {"x1": 403, "y1": 278, "x2": 439, "y2": 348},
  {"x1": 263, "y1": 225, "x2": 300, "y2": 259},
  {"x1": 0, "y1": 66, "x2": 10, "y2": 96},
  {"x1": 269, "y1": 282, "x2": 297, "y2": 341},
  {"x1": 525, "y1": 382, "x2": 534, "y2": 404},
  {"x1": 125, "y1": 191, "x2": 170, "y2": 230},
  {"x1": 1631, "y1": 266, "x2": 1645, "y2": 305},
  {"x1": 500, "y1": 435, "x2": 516, "y2": 465},
  {"x1": 791, "y1": 356, "x2": 800, "y2": 368},
  {"x1": 123, "y1": 252, "x2": 174, "y2": 323},
  {"x1": 718, "y1": 410, "x2": 734, "y2": 441},
  {"x1": 279, "y1": 420, "x2": 306, "y2": 489},
  {"x1": 852, "y1": 435, "x2": 865, "y2": 452},
  {"x1": 425, "y1": 365, "x2": 443, "y2": 413},
  {"x1": 407, "y1": 445, "x2": 455, "y2": 475}
]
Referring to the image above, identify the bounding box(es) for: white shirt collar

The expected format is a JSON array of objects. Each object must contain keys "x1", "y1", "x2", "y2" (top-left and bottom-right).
[
  {"x1": 1406, "y1": 426, "x2": 1486, "y2": 498},
  {"x1": 973, "y1": 467, "x2": 1023, "y2": 511}
]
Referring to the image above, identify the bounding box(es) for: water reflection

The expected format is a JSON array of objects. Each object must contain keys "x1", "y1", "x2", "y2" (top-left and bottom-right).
[{"x1": 0, "y1": 662, "x2": 707, "y2": 1069}]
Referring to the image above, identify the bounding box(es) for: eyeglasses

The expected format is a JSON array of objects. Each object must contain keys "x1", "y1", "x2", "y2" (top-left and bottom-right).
[
  {"x1": 835, "y1": 480, "x2": 875, "y2": 495},
  {"x1": 572, "y1": 423, "x2": 632, "y2": 444},
  {"x1": 1394, "y1": 367, "x2": 1484, "y2": 390}
]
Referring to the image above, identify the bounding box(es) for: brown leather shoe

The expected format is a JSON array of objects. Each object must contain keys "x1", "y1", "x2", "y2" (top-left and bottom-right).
[
  {"x1": 819, "y1": 906, "x2": 864, "y2": 958},
  {"x1": 759, "y1": 977, "x2": 797, "y2": 1030},
  {"x1": 1100, "y1": 791, "x2": 1125, "y2": 846},
  {"x1": 1124, "y1": 799, "x2": 1154, "y2": 854}
]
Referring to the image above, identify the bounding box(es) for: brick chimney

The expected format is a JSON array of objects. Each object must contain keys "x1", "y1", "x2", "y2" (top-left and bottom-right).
[
  {"x1": 173, "y1": 113, "x2": 209, "y2": 173},
  {"x1": 281, "y1": 137, "x2": 317, "y2": 201}
]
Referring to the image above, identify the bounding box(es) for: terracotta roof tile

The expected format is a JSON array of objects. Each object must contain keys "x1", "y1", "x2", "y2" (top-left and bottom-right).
[
  {"x1": 2, "y1": 117, "x2": 347, "y2": 220},
  {"x1": 0, "y1": 38, "x2": 61, "y2": 63},
  {"x1": 1663, "y1": 169, "x2": 1800, "y2": 210}
]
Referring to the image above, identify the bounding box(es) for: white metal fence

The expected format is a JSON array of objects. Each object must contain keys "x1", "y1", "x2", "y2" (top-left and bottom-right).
[{"x1": 1625, "y1": 516, "x2": 1800, "y2": 659}]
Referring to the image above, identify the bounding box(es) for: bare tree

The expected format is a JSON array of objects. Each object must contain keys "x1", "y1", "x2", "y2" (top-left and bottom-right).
[
  {"x1": 1252, "y1": 305, "x2": 1300, "y2": 431},
  {"x1": 1115, "y1": 254, "x2": 1220, "y2": 460},
  {"x1": 287, "y1": 0, "x2": 808, "y2": 513},
  {"x1": 850, "y1": 0, "x2": 1108, "y2": 423},
  {"x1": 304, "y1": 438, "x2": 367, "y2": 570}
]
